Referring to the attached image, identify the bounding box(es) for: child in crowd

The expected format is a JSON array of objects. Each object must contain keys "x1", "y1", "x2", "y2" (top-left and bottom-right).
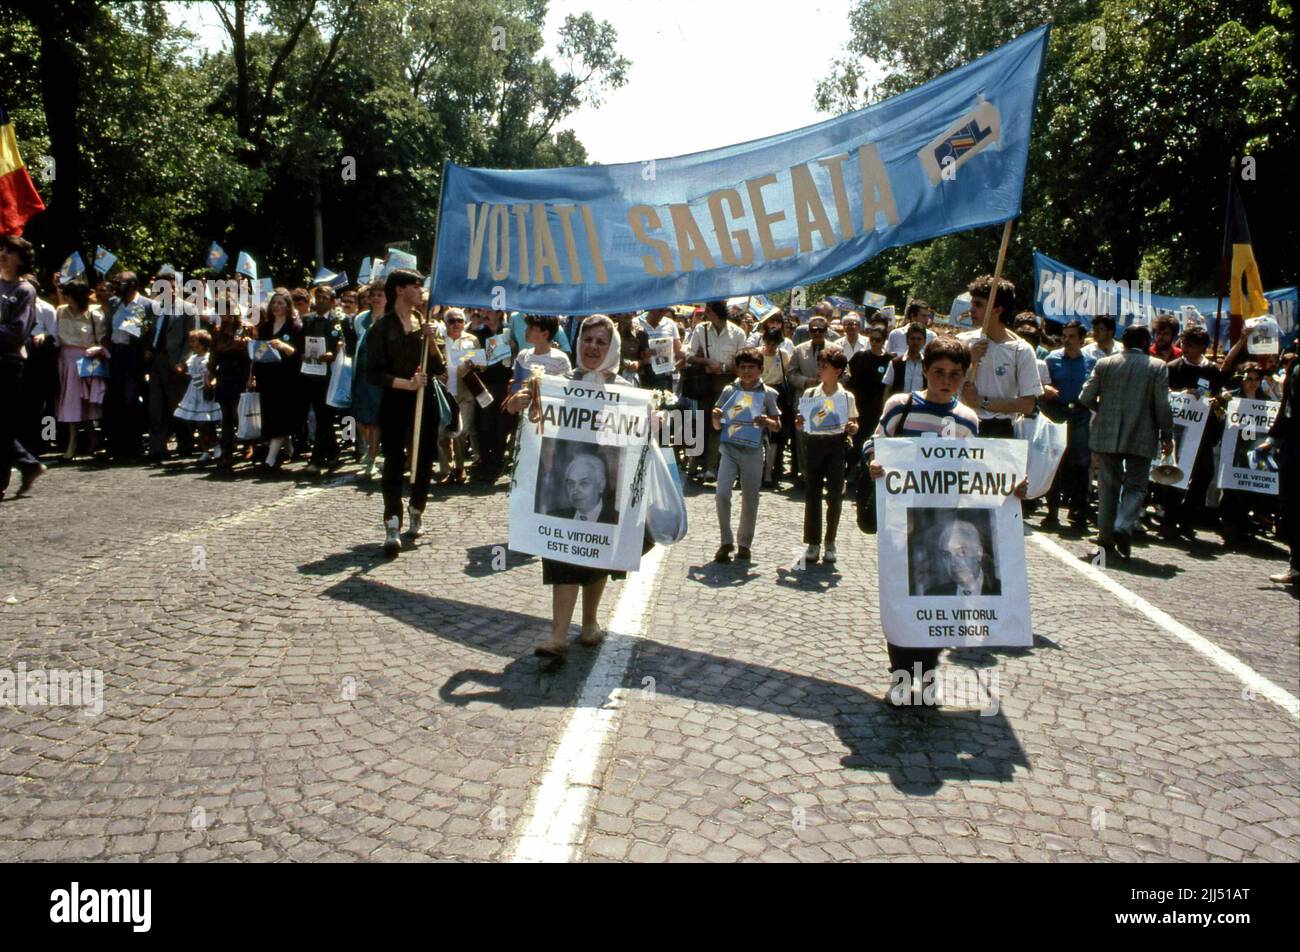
[
  {"x1": 175, "y1": 329, "x2": 222, "y2": 463},
  {"x1": 712, "y1": 347, "x2": 781, "y2": 562},
  {"x1": 794, "y1": 344, "x2": 858, "y2": 564}
]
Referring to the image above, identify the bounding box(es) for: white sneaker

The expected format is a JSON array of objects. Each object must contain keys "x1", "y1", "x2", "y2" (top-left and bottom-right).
[
  {"x1": 702, "y1": 470, "x2": 717, "y2": 482},
  {"x1": 196, "y1": 450, "x2": 213, "y2": 463},
  {"x1": 383, "y1": 517, "x2": 401, "y2": 556},
  {"x1": 407, "y1": 506, "x2": 423, "y2": 538},
  {"x1": 823, "y1": 545, "x2": 837, "y2": 563},
  {"x1": 804, "y1": 544, "x2": 820, "y2": 564}
]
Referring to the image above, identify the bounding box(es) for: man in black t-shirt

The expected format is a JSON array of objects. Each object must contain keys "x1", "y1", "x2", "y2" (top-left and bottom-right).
[
  {"x1": 1161, "y1": 326, "x2": 1224, "y2": 539},
  {"x1": 846, "y1": 324, "x2": 893, "y2": 468},
  {"x1": 300, "y1": 285, "x2": 350, "y2": 475},
  {"x1": 470, "y1": 309, "x2": 512, "y2": 481}
]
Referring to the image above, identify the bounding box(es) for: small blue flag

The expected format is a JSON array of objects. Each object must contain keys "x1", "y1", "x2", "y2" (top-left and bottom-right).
[
  {"x1": 313, "y1": 266, "x2": 337, "y2": 286},
  {"x1": 207, "y1": 242, "x2": 228, "y2": 273},
  {"x1": 861, "y1": 290, "x2": 887, "y2": 309},
  {"x1": 826, "y1": 295, "x2": 857, "y2": 314},
  {"x1": 329, "y1": 272, "x2": 350, "y2": 291},
  {"x1": 357, "y1": 257, "x2": 372, "y2": 285},
  {"x1": 59, "y1": 251, "x2": 86, "y2": 282},
  {"x1": 385, "y1": 247, "x2": 418, "y2": 273},
  {"x1": 236, "y1": 251, "x2": 257, "y2": 281},
  {"x1": 746, "y1": 294, "x2": 778, "y2": 319},
  {"x1": 93, "y1": 246, "x2": 117, "y2": 275}
]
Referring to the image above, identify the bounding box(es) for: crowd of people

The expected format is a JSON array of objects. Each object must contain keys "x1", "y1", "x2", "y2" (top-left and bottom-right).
[{"x1": 2, "y1": 233, "x2": 1296, "y2": 677}]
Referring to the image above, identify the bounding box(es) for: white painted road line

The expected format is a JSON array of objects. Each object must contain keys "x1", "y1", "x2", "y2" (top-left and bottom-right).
[
  {"x1": 1031, "y1": 533, "x2": 1300, "y2": 720},
  {"x1": 508, "y1": 542, "x2": 669, "y2": 863}
]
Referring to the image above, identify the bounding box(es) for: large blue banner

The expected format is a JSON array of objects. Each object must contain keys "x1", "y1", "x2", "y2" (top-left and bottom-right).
[
  {"x1": 431, "y1": 25, "x2": 1051, "y2": 315},
  {"x1": 1033, "y1": 250, "x2": 1298, "y2": 349}
]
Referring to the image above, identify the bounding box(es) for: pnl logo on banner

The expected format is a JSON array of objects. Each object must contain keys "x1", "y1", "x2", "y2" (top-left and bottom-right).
[{"x1": 918, "y1": 98, "x2": 1000, "y2": 185}]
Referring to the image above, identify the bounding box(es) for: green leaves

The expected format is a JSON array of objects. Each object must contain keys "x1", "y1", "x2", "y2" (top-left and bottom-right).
[
  {"x1": 9, "y1": 0, "x2": 627, "y2": 282},
  {"x1": 817, "y1": 0, "x2": 1296, "y2": 309}
]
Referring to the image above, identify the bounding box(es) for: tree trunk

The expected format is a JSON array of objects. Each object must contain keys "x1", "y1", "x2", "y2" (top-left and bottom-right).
[
  {"x1": 234, "y1": 0, "x2": 249, "y2": 144},
  {"x1": 313, "y1": 179, "x2": 324, "y2": 271},
  {"x1": 25, "y1": 3, "x2": 89, "y2": 279}
]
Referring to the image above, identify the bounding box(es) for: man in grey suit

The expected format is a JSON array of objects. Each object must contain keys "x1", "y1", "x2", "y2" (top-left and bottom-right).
[{"x1": 1079, "y1": 324, "x2": 1174, "y2": 560}]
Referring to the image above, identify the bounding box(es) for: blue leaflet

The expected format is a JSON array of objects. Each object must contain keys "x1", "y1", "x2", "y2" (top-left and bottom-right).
[{"x1": 719, "y1": 388, "x2": 762, "y2": 448}]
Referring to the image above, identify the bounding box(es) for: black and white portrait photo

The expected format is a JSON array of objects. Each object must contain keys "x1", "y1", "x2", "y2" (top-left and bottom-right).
[
  {"x1": 1231, "y1": 427, "x2": 1263, "y2": 470},
  {"x1": 907, "y1": 508, "x2": 1001, "y2": 597},
  {"x1": 534, "y1": 437, "x2": 621, "y2": 525}
]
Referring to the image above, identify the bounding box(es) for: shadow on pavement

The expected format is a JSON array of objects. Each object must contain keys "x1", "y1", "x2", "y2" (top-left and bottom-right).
[
  {"x1": 461, "y1": 543, "x2": 536, "y2": 578},
  {"x1": 774, "y1": 565, "x2": 841, "y2": 591},
  {"x1": 685, "y1": 562, "x2": 760, "y2": 587},
  {"x1": 320, "y1": 577, "x2": 1030, "y2": 795}
]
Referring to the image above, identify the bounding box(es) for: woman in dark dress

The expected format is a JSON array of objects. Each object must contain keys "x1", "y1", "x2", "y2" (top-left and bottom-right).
[
  {"x1": 365, "y1": 269, "x2": 446, "y2": 556},
  {"x1": 504, "y1": 314, "x2": 638, "y2": 657},
  {"x1": 253, "y1": 289, "x2": 302, "y2": 470},
  {"x1": 209, "y1": 309, "x2": 251, "y2": 469},
  {"x1": 350, "y1": 281, "x2": 386, "y2": 479}
]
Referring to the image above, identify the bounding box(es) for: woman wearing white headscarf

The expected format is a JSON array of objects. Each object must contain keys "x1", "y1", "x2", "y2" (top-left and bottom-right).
[{"x1": 505, "y1": 314, "x2": 636, "y2": 658}]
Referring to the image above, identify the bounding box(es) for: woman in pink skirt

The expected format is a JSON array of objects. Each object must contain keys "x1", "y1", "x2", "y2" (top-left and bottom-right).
[{"x1": 54, "y1": 278, "x2": 109, "y2": 460}]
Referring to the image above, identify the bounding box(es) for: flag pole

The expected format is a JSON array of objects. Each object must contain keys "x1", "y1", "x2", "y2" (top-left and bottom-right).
[
  {"x1": 967, "y1": 218, "x2": 1015, "y2": 383},
  {"x1": 409, "y1": 165, "x2": 446, "y2": 484},
  {"x1": 1211, "y1": 156, "x2": 1235, "y2": 358},
  {"x1": 986, "y1": 218, "x2": 1014, "y2": 333}
]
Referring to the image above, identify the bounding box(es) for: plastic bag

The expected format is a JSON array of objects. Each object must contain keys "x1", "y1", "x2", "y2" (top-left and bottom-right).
[
  {"x1": 433, "y1": 378, "x2": 464, "y2": 437},
  {"x1": 1013, "y1": 413, "x2": 1066, "y2": 499},
  {"x1": 326, "y1": 349, "x2": 353, "y2": 408},
  {"x1": 644, "y1": 444, "x2": 688, "y2": 544},
  {"x1": 236, "y1": 391, "x2": 262, "y2": 441}
]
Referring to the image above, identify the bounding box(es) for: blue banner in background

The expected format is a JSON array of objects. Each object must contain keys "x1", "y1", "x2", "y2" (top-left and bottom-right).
[
  {"x1": 432, "y1": 25, "x2": 1051, "y2": 315},
  {"x1": 1033, "y1": 250, "x2": 1297, "y2": 349}
]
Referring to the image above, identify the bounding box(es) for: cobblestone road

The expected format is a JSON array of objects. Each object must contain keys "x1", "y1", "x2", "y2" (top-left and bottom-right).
[{"x1": 1, "y1": 457, "x2": 1296, "y2": 861}]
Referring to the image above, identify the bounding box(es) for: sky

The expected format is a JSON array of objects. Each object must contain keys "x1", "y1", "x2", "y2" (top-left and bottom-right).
[
  {"x1": 168, "y1": 0, "x2": 872, "y2": 165},
  {"x1": 540, "y1": 0, "x2": 867, "y2": 163}
]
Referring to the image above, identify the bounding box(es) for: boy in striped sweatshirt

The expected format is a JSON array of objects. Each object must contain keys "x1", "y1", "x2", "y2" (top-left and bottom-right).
[{"x1": 864, "y1": 337, "x2": 1026, "y2": 706}]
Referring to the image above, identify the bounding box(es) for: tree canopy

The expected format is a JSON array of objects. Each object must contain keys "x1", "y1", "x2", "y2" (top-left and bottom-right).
[
  {"x1": 4, "y1": 0, "x2": 1293, "y2": 316},
  {"x1": 809, "y1": 0, "x2": 1296, "y2": 314},
  {"x1": 1, "y1": 0, "x2": 629, "y2": 283}
]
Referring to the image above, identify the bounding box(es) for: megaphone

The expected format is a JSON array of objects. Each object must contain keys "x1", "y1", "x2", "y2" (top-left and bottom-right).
[{"x1": 1151, "y1": 446, "x2": 1184, "y2": 485}]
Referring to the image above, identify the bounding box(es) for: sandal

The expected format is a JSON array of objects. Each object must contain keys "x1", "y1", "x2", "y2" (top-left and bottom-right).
[
  {"x1": 533, "y1": 642, "x2": 568, "y2": 658},
  {"x1": 578, "y1": 627, "x2": 605, "y2": 647}
]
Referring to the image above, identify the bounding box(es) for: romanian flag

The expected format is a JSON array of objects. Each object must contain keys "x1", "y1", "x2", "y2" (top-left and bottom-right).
[
  {"x1": 0, "y1": 106, "x2": 45, "y2": 235},
  {"x1": 1225, "y1": 182, "x2": 1269, "y2": 322}
]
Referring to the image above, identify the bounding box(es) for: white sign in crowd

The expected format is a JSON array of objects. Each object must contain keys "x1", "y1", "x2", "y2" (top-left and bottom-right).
[
  {"x1": 508, "y1": 376, "x2": 654, "y2": 571},
  {"x1": 1156, "y1": 392, "x2": 1211, "y2": 491},
  {"x1": 1218, "y1": 398, "x2": 1280, "y2": 495},
  {"x1": 873, "y1": 438, "x2": 1032, "y2": 650}
]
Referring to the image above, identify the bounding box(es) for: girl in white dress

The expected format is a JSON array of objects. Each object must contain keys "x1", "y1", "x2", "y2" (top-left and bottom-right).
[{"x1": 174, "y1": 329, "x2": 223, "y2": 463}]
